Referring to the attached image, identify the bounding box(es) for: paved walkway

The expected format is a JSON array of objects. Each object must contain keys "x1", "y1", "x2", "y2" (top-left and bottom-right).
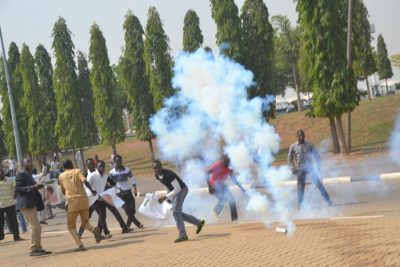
[{"x1": 1, "y1": 213, "x2": 400, "y2": 267}]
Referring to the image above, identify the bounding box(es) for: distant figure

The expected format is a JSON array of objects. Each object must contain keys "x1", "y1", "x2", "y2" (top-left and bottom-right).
[
  {"x1": 50, "y1": 155, "x2": 60, "y2": 179},
  {"x1": 288, "y1": 130, "x2": 332, "y2": 208},
  {"x1": 109, "y1": 149, "x2": 116, "y2": 169},
  {"x1": 58, "y1": 159, "x2": 102, "y2": 252},
  {"x1": 15, "y1": 159, "x2": 52, "y2": 256},
  {"x1": 93, "y1": 155, "x2": 99, "y2": 168},
  {"x1": 153, "y1": 160, "x2": 205, "y2": 243},
  {"x1": 207, "y1": 155, "x2": 245, "y2": 222},
  {"x1": 0, "y1": 168, "x2": 23, "y2": 242},
  {"x1": 8, "y1": 158, "x2": 17, "y2": 177}
]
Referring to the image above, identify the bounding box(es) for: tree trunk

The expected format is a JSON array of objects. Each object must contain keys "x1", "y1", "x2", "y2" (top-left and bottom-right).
[
  {"x1": 148, "y1": 139, "x2": 155, "y2": 162},
  {"x1": 112, "y1": 143, "x2": 117, "y2": 155},
  {"x1": 79, "y1": 148, "x2": 86, "y2": 174},
  {"x1": 329, "y1": 117, "x2": 340, "y2": 154},
  {"x1": 72, "y1": 148, "x2": 77, "y2": 167},
  {"x1": 365, "y1": 77, "x2": 372, "y2": 100},
  {"x1": 292, "y1": 63, "x2": 302, "y2": 112},
  {"x1": 346, "y1": 112, "x2": 351, "y2": 153},
  {"x1": 345, "y1": 0, "x2": 353, "y2": 154},
  {"x1": 336, "y1": 115, "x2": 349, "y2": 155},
  {"x1": 385, "y1": 79, "x2": 389, "y2": 94}
]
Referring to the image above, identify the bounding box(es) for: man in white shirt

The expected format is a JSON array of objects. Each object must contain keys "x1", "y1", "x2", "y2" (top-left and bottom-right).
[
  {"x1": 109, "y1": 155, "x2": 143, "y2": 230},
  {"x1": 154, "y1": 160, "x2": 205, "y2": 243}
]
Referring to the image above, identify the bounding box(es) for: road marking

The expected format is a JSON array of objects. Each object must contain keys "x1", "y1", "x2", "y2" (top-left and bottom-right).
[{"x1": 330, "y1": 215, "x2": 383, "y2": 220}]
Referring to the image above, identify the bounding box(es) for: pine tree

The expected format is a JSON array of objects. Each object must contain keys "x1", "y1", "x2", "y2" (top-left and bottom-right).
[
  {"x1": 183, "y1": 10, "x2": 204, "y2": 52},
  {"x1": 77, "y1": 51, "x2": 98, "y2": 146},
  {"x1": 0, "y1": 43, "x2": 28, "y2": 158},
  {"x1": 241, "y1": 0, "x2": 276, "y2": 99},
  {"x1": 120, "y1": 11, "x2": 155, "y2": 161},
  {"x1": 296, "y1": 0, "x2": 359, "y2": 155},
  {"x1": 352, "y1": 0, "x2": 376, "y2": 100},
  {"x1": 144, "y1": 7, "x2": 174, "y2": 112},
  {"x1": 52, "y1": 16, "x2": 85, "y2": 169},
  {"x1": 210, "y1": 0, "x2": 242, "y2": 61},
  {"x1": 34, "y1": 44, "x2": 58, "y2": 151},
  {"x1": 20, "y1": 44, "x2": 48, "y2": 156},
  {"x1": 376, "y1": 34, "x2": 393, "y2": 94},
  {"x1": 89, "y1": 23, "x2": 125, "y2": 152}
]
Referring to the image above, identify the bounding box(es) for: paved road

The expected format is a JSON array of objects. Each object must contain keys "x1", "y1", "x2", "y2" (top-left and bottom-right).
[{"x1": 1, "y1": 179, "x2": 400, "y2": 266}]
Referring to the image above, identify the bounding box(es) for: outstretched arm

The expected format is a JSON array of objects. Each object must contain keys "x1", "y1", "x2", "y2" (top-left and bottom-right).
[{"x1": 230, "y1": 172, "x2": 245, "y2": 193}]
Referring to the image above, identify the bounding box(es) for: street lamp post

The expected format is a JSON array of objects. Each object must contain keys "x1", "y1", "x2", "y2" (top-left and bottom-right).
[{"x1": 0, "y1": 26, "x2": 23, "y2": 171}]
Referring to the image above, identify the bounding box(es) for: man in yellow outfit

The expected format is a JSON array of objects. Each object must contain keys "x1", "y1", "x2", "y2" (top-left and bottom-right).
[{"x1": 59, "y1": 159, "x2": 102, "y2": 252}]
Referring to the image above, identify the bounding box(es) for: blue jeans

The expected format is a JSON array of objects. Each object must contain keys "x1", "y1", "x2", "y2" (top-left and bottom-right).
[
  {"x1": 17, "y1": 210, "x2": 27, "y2": 232},
  {"x1": 213, "y1": 183, "x2": 238, "y2": 221},
  {"x1": 296, "y1": 169, "x2": 331, "y2": 207},
  {"x1": 172, "y1": 187, "x2": 201, "y2": 238}
]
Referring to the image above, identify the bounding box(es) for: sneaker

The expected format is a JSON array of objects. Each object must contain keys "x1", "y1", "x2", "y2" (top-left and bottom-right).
[
  {"x1": 93, "y1": 227, "x2": 102, "y2": 243},
  {"x1": 78, "y1": 228, "x2": 84, "y2": 239},
  {"x1": 121, "y1": 228, "x2": 133, "y2": 234},
  {"x1": 40, "y1": 221, "x2": 48, "y2": 225},
  {"x1": 38, "y1": 249, "x2": 52, "y2": 255},
  {"x1": 14, "y1": 237, "x2": 24, "y2": 241},
  {"x1": 74, "y1": 245, "x2": 86, "y2": 252},
  {"x1": 196, "y1": 220, "x2": 205, "y2": 234},
  {"x1": 30, "y1": 250, "x2": 46, "y2": 256},
  {"x1": 174, "y1": 236, "x2": 188, "y2": 243},
  {"x1": 104, "y1": 233, "x2": 112, "y2": 239}
]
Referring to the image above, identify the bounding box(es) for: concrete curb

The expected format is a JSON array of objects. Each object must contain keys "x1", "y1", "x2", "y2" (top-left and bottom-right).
[{"x1": 151, "y1": 172, "x2": 400, "y2": 196}]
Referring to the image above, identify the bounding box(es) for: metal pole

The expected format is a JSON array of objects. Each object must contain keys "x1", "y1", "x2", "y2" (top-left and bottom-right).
[
  {"x1": 346, "y1": 0, "x2": 353, "y2": 153},
  {"x1": 0, "y1": 26, "x2": 23, "y2": 171}
]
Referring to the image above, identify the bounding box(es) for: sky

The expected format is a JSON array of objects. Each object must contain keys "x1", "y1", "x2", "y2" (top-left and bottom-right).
[{"x1": 0, "y1": 0, "x2": 399, "y2": 81}]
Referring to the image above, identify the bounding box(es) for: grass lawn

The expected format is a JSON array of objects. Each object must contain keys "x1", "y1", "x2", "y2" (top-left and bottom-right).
[{"x1": 63, "y1": 94, "x2": 400, "y2": 176}]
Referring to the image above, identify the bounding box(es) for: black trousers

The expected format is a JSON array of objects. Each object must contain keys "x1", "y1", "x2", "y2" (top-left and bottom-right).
[
  {"x1": 0, "y1": 205, "x2": 20, "y2": 240},
  {"x1": 92, "y1": 200, "x2": 109, "y2": 234},
  {"x1": 118, "y1": 190, "x2": 142, "y2": 228}
]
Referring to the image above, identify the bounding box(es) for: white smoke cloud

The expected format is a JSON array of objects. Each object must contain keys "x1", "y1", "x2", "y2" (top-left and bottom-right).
[
  {"x1": 389, "y1": 114, "x2": 400, "y2": 163},
  {"x1": 150, "y1": 49, "x2": 295, "y2": 230}
]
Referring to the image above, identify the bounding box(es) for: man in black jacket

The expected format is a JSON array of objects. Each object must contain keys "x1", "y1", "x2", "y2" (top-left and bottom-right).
[
  {"x1": 15, "y1": 159, "x2": 52, "y2": 256},
  {"x1": 154, "y1": 160, "x2": 205, "y2": 243}
]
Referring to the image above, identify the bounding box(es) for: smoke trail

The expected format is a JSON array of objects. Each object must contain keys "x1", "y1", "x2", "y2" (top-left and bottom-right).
[
  {"x1": 389, "y1": 114, "x2": 400, "y2": 163},
  {"x1": 150, "y1": 49, "x2": 295, "y2": 231}
]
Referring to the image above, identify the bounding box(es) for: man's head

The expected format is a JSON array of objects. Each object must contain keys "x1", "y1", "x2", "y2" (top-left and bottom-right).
[
  {"x1": 97, "y1": 160, "x2": 105, "y2": 174},
  {"x1": 86, "y1": 158, "x2": 95, "y2": 171},
  {"x1": 0, "y1": 168, "x2": 4, "y2": 180},
  {"x1": 24, "y1": 158, "x2": 33, "y2": 172},
  {"x1": 94, "y1": 154, "x2": 99, "y2": 160},
  {"x1": 297, "y1": 130, "x2": 305, "y2": 144},
  {"x1": 221, "y1": 154, "x2": 230, "y2": 168},
  {"x1": 32, "y1": 168, "x2": 38, "y2": 175},
  {"x1": 152, "y1": 160, "x2": 163, "y2": 176},
  {"x1": 114, "y1": 155, "x2": 123, "y2": 168},
  {"x1": 63, "y1": 159, "x2": 74, "y2": 170}
]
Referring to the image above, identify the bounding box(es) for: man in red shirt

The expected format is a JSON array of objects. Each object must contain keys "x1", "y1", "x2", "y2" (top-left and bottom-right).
[{"x1": 207, "y1": 155, "x2": 245, "y2": 222}]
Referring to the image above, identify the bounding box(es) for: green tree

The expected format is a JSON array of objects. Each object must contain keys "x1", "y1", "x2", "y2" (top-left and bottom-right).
[
  {"x1": 241, "y1": 0, "x2": 276, "y2": 100},
  {"x1": 0, "y1": 118, "x2": 8, "y2": 157},
  {"x1": 20, "y1": 44, "x2": 48, "y2": 156},
  {"x1": 89, "y1": 23, "x2": 125, "y2": 153},
  {"x1": 77, "y1": 51, "x2": 98, "y2": 146},
  {"x1": 272, "y1": 15, "x2": 302, "y2": 111},
  {"x1": 376, "y1": 34, "x2": 393, "y2": 94},
  {"x1": 144, "y1": 7, "x2": 174, "y2": 111},
  {"x1": 52, "y1": 17, "x2": 86, "y2": 169},
  {"x1": 210, "y1": 0, "x2": 242, "y2": 61},
  {"x1": 183, "y1": 9, "x2": 204, "y2": 52},
  {"x1": 0, "y1": 43, "x2": 28, "y2": 158},
  {"x1": 120, "y1": 11, "x2": 155, "y2": 160},
  {"x1": 296, "y1": 0, "x2": 359, "y2": 155},
  {"x1": 34, "y1": 44, "x2": 58, "y2": 151},
  {"x1": 352, "y1": 0, "x2": 376, "y2": 100}
]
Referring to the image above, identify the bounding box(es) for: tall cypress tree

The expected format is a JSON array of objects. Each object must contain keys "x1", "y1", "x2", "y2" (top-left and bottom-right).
[
  {"x1": 144, "y1": 7, "x2": 173, "y2": 112},
  {"x1": 34, "y1": 44, "x2": 58, "y2": 151},
  {"x1": 89, "y1": 23, "x2": 125, "y2": 152},
  {"x1": 52, "y1": 17, "x2": 84, "y2": 162},
  {"x1": 376, "y1": 34, "x2": 393, "y2": 94},
  {"x1": 241, "y1": 0, "x2": 275, "y2": 98},
  {"x1": 210, "y1": 0, "x2": 242, "y2": 61},
  {"x1": 77, "y1": 51, "x2": 98, "y2": 146},
  {"x1": 352, "y1": 0, "x2": 376, "y2": 100},
  {"x1": 297, "y1": 0, "x2": 359, "y2": 155},
  {"x1": 183, "y1": 10, "x2": 204, "y2": 52},
  {"x1": 20, "y1": 44, "x2": 47, "y2": 156},
  {"x1": 120, "y1": 11, "x2": 155, "y2": 161},
  {"x1": 0, "y1": 43, "x2": 28, "y2": 158}
]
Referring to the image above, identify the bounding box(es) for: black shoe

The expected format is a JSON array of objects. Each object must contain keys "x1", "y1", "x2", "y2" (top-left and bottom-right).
[
  {"x1": 0, "y1": 235, "x2": 4, "y2": 241},
  {"x1": 121, "y1": 227, "x2": 133, "y2": 234},
  {"x1": 74, "y1": 245, "x2": 86, "y2": 252},
  {"x1": 30, "y1": 249, "x2": 51, "y2": 256},
  {"x1": 14, "y1": 237, "x2": 24, "y2": 241},
  {"x1": 93, "y1": 227, "x2": 102, "y2": 243},
  {"x1": 40, "y1": 221, "x2": 48, "y2": 225},
  {"x1": 38, "y1": 249, "x2": 52, "y2": 255},
  {"x1": 174, "y1": 236, "x2": 188, "y2": 243},
  {"x1": 78, "y1": 228, "x2": 84, "y2": 239},
  {"x1": 196, "y1": 220, "x2": 205, "y2": 234}
]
